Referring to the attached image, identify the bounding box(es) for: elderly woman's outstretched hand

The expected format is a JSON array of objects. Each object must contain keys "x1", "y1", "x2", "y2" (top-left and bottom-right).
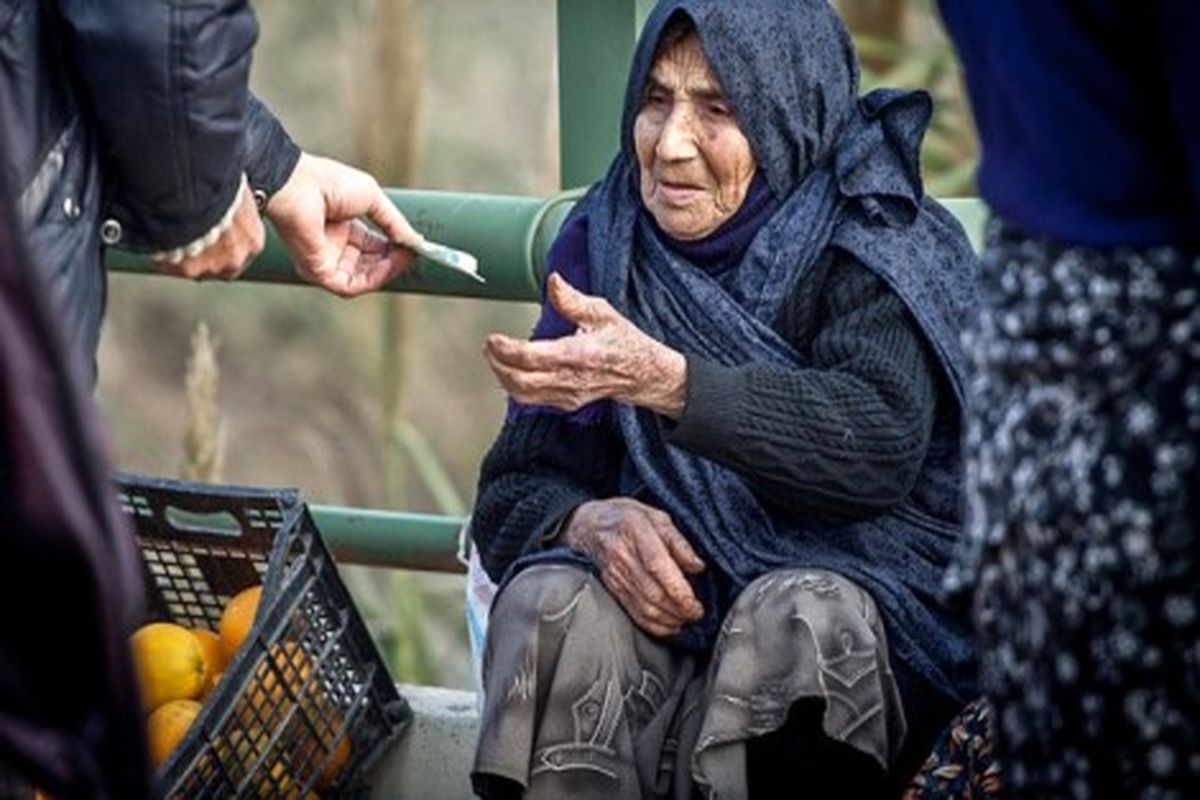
[
  {"x1": 485, "y1": 273, "x2": 689, "y2": 418},
  {"x1": 561, "y1": 497, "x2": 705, "y2": 638}
]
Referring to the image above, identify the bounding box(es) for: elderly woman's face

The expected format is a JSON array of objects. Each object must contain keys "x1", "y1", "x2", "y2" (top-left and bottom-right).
[{"x1": 634, "y1": 32, "x2": 756, "y2": 241}]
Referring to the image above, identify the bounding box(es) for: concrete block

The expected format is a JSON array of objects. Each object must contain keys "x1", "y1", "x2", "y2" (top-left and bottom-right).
[{"x1": 368, "y1": 685, "x2": 481, "y2": 799}]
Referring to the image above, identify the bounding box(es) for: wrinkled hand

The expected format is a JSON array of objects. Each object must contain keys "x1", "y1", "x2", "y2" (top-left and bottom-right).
[
  {"x1": 561, "y1": 497, "x2": 705, "y2": 638},
  {"x1": 162, "y1": 183, "x2": 264, "y2": 281},
  {"x1": 265, "y1": 153, "x2": 424, "y2": 297},
  {"x1": 485, "y1": 273, "x2": 688, "y2": 417}
]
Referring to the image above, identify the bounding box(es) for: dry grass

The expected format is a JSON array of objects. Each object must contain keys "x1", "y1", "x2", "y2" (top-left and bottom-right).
[{"x1": 180, "y1": 322, "x2": 224, "y2": 483}]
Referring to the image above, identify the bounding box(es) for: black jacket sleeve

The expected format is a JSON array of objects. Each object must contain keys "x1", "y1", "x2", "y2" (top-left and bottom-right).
[
  {"x1": 52, "y1": 0, "x2": 258, "y2": 250},
  {"x1": 245, "y1": 94, "x2": 301, "y2": 200},
  {"x1": 667, "y1": 257, "x2": 939, "y2": 522},
  {"x1": 471, "y1": 412, "x2": 623, "y2": 583}
]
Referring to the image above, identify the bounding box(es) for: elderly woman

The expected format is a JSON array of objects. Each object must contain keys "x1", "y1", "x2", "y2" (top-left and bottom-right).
[{"x1": 470, "y1": 1, "x2": 979, "y2": 797}]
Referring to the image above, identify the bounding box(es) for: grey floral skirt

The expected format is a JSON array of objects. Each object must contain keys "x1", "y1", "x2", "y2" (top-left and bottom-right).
[
  {"x1": 948, "y1": 219, "x2": 1200, "y2": 799},
  {"x1": 472, "y1": 565, "x2": 906, "y2": 799}
]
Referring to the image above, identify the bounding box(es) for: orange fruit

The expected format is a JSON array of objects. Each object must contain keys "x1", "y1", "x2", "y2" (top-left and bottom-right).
[
  {"x1": 256, "y1": 761, "x2": 319, "y2": 800},
  {"x1": 292, "y1": 694, "x2": 352, "y2": 790},
  {"x1": 146, "y1": 699, "x2": 202, "y2": 769},
  {"x1": 238, "y1": 641, "x2": 312, "y2": 727},
  {"x1": 130, "y1": 623, "x2": 210, "y2": 712},
  {"x1": 189, "y1": 628, "x2": 226, "y2": 695},
  {"x1": 210, "y1": 728, "x2": 263, "y2": 781},
  {"x1": 315, "y1": 732, "x2": 352, "y2": 790},
  {"x1": 218, "y1": 585, "x2": 262, "y2": 662}
]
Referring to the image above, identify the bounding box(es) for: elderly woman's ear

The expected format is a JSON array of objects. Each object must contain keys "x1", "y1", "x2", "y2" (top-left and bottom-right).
[{"x1": 484, "y1": 274, "x2": 689, "y2": 417}]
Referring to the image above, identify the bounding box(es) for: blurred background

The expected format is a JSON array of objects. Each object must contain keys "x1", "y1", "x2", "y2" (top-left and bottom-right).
[{"x1": 96, "y1": 0, "x2": 977, "y2": 689}]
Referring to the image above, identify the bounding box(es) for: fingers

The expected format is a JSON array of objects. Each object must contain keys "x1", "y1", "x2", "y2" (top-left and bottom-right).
[
  {"x1": 601, "y1": 509, "x2": 703, "y2": 629},
  {"x1": 271, "y1": 154, "x2": 423, "y2": 297},
  {"x1": 562, "y1": 498, "x2": 706, "y2": 639},
  {"x1": 363, "y1": 183, "x2": 424, "y2": 250},
  {"x1": 485, "y1": 350, "x2": 585, "y2": 410},
  {"x1": 653, "y1": 512, "x2": 706, "y2": 575},
  {"x1": 547, "y1": 273, "x2": 617, "y2": 329},
  {"x1": 602, "y1": 565, "x2": 688, "y2": 638},
  {"x1": 485, "y1": 333, "x2": 580, "y2": 372},
  {"x1": 317, "y1": 157, "x2": 423, "y2": 249},
  {"x1": 331, "y1": 222, "x2": 416, "y2": 297},
  {"x1": 483, "y1": 334, "x2": 596, "y2": 409},
  {"x1": 633, "y1": 521, "x2": 704, "y2": 620}
]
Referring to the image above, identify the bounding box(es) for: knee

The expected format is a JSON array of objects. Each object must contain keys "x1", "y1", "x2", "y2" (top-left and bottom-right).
[
  {"x1": 729, "y1": 569, "x2": 881, "y2": 645},
  {"x1": 491, "y1": 564, "x2": 594, "y2": 624}
]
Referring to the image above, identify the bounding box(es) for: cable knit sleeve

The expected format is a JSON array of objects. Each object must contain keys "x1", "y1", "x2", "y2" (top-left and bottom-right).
[
  {"x1": 471, "y1": 412, "x2": 623, "y2": 582},
  {"x1": 666, "y1": 254, "x2": 939, "y2": 522}
]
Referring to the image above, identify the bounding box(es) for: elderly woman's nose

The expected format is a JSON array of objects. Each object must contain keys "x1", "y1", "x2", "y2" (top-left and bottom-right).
[{"x1": 655, "y1": 106, "x2": 699, "y2": 161}]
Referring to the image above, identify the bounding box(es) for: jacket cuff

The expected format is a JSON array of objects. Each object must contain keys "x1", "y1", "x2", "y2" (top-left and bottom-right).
[
  {"x1": 148, "y1": 175, "x2": 246, "y2": 264},
  {"x1": 244, "y1": 95, "x2": 301, "y2": 201},
  {"x1": 666, "y1": 356, "x2": 747, "y2": 453}
]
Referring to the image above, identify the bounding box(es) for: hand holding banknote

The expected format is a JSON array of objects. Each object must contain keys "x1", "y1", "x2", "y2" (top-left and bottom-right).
[{"x1": 265, "y1": 152, "x2": 425, "y2": 297}]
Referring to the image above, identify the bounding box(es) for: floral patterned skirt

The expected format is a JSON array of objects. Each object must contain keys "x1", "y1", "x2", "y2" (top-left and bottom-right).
[{"x1": 947, "y1": 220, "x2": 1200, "y2": 799}]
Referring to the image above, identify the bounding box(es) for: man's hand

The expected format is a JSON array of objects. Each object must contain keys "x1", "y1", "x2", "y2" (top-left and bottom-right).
[
  {"x1": 161, "y1": 183, "x2": 264, "y2": 281},
  {"x1": 561, "y1": 497, "x2": 705, "y2": 637},
  {"x1": 484, "y1": 273, "x2": 689, "y2": 418},
  {"x1": 265, "y1": 153, "x2": 424, "y2": 297}
]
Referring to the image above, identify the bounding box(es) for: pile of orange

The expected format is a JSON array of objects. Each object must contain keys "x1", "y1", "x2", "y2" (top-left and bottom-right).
[
  {"x1": 128, "y1": 584, "x2": 352, "y2": 796},
  {"x1": 130, "y1": 585, "x2": 260, "y2": 769}
]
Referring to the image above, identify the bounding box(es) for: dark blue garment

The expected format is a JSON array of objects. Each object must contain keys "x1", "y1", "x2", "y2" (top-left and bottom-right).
[
  {"x1": 513, "y1": 0, "x2": 981, "y2": 705},
  {"x1": 938, "y1": 1, "x2": 1200, "y2": 248}
]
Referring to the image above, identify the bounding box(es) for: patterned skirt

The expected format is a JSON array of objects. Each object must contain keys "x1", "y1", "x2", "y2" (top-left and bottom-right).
[
  {"x1": 948, "y1": 219, "x2": 1200, "y2": 799},
  {"x1": 472, "y1": 565, "x2": 908, "y2": 799}
]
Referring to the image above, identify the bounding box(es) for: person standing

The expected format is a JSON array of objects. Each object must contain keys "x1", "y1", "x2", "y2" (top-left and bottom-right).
[
  {"x1": 0, "y1": 1, "x2": 425, "y2": 794},
  {"x1": 1, "y1": 0, "x2": 424, "y2": 377},
  {"x1": 937, "y1": 3, "x2": 1200, "y2": 797},
  {"x1": 0, "y1": 110, "x2": 151, "y2": 799}
]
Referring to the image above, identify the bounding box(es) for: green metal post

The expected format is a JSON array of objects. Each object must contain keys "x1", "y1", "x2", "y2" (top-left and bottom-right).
[{"x1": 556, "y1": 0, "x2": 656, "y2": 189}]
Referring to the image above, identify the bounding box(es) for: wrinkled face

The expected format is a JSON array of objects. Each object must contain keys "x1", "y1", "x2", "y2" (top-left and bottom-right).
[{"x1": 634, "y1": 32, "x2": 757, "y2": 241}]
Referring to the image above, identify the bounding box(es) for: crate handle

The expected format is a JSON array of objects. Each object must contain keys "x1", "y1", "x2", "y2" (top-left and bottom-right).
[{"x1": 165, "y1": 506, "x2": 243, "y2": 538}]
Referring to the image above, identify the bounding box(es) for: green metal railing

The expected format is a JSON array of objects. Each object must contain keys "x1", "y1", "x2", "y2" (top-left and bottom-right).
[
  {"x1": 103, "y1": 0, "x2": 988, "y2": 575},
  {"x1": 106, "y1": 190, "x2": 581, "y2": 304},
  {"x1": 309, "y1": 505, "x2": 465, "y2": 573}
]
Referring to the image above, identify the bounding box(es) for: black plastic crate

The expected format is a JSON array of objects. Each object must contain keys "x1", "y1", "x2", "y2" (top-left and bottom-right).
[{"x1": 116, "y1": 474, "x2": 410, "y2": 799}]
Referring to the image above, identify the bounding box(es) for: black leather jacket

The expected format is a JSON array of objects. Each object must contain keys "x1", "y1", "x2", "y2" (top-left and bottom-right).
[{"x1": 0, "y1": 0, "x2": 299, "y2": 364}]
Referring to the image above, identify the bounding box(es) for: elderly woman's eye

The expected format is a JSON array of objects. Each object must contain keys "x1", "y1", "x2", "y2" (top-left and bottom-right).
[
  {"x1": 707, "y1": 101, "x2": 732, "y2": 118},
  {"x1": 645, "y1": 90, "x2": 670, "y2": 109}
]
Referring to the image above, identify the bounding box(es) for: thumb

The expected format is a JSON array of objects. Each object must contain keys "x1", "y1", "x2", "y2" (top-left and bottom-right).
[
  {"x1": 547, "y1": 272, "x2": 610, "y2": 328},
  {"x1": 364, "y1": 185, "x2": 424, "y2": 250}
]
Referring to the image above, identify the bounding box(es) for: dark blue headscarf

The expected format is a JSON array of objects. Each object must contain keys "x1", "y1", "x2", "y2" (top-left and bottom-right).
[{"x1": 523, "y1": 0, "x2": 980, "y2": 704}]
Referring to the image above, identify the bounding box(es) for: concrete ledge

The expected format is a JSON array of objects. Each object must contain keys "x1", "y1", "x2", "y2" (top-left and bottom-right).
[{"x1": 369, "y1": 684, "x2": 481, "y2": 799}]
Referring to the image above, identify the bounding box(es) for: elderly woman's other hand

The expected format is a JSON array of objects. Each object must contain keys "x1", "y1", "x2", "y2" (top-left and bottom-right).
[
  {"x1": 560, "y1": 497, "x2": 705, "y2": 637},
  {"x1": 486, "y1": 273, "x2": 689, "y2": 417}
]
